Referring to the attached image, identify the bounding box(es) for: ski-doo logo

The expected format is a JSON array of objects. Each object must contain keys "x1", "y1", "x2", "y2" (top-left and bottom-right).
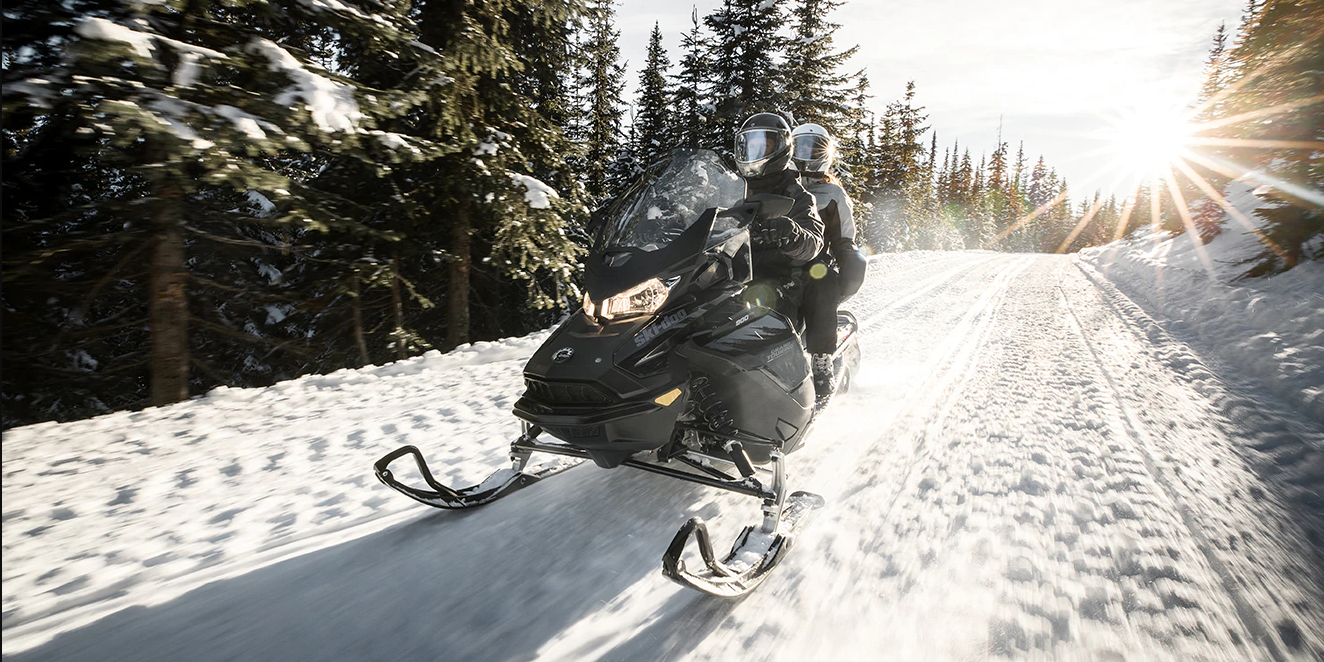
[
  {"x1": 552, "y1": 347, "x2": 574, "y2": 363},
  {"x1": 634, "y1": 310, "x2": 687, "y2": 349}
]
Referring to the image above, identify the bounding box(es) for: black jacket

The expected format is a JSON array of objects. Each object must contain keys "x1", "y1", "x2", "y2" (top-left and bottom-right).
[{"x1": 743, "y1": 167, "x2": 825, "y2": 278}]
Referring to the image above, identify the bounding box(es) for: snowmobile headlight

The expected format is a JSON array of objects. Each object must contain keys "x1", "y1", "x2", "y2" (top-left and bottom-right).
[{"x1": 584, "y1": 277, "x2": 674, "y2": 321}]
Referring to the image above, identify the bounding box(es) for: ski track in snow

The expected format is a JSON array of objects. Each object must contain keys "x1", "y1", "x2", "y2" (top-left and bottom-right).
[{"x1": 3, "y1": 251, "x2": 1322, "y2": 661}]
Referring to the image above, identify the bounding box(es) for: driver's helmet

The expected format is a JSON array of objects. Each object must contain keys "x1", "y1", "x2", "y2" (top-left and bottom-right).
[
  {"x1": 734, "y1": 113, "x2": 792, "y2": 179},
  {"x1": 791, "y1": 123, "x2": 836, "y2": 174}
]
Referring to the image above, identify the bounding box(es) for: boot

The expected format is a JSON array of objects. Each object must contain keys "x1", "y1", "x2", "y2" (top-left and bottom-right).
[{"x1": 812, "y1": 353, "x2": 835, "y2": 400}]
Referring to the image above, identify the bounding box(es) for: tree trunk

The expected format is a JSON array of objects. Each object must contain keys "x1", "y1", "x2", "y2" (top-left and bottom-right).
[
  {"x1": 351, "y1": 276, "x2": 370, "y2": 366},
  {"x1": 149, "y1": 184, "x2": 189, "y2": 406},
  {"x1": 390, "y1": 255, "x2": 407, "y2": 361},
  {"x1": 446, "y1": 200, "x2": 472, "y2": 349}
]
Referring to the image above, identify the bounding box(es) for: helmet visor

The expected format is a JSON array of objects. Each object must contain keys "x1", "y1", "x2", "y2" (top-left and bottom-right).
[
  {"x1": 793, "y1": 134, "x2": 834, "y2": 162},
  {"x1": 735, "y1": 129, "x2": 787, "y2": 165}
]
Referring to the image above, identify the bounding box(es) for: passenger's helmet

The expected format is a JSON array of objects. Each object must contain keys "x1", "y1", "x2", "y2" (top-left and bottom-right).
[
  {"x1": 791, "y1": 123, "x2": 836, "y2": 174},
  {"x1": 734, "y1": 113, "x2": 792, "y2": 179}
]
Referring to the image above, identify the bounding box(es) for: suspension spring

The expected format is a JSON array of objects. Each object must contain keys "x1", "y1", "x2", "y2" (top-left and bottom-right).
[{"x1": 690, "y1": 375, "x2": 734, "y2": 434}]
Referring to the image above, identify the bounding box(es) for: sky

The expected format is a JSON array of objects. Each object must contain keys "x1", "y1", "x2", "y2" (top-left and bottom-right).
[{"x1": 616, "y1": 0, "x2": 1248, "y2": 199}]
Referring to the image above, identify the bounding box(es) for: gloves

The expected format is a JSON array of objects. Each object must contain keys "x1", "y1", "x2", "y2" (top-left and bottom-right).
[{"x1": 752, "y1": 216, "x2": 800, "y2": 249}]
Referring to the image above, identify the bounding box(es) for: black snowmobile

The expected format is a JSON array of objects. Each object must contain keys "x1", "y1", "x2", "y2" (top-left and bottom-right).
[{"x1": 374, "y1": 149, "x2": 861, "y2": 597}]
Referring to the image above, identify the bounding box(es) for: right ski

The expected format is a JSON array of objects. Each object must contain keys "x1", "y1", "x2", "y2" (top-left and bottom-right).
[{"x1": 662, "y1": 490, "x2": 825, "y2": 597}]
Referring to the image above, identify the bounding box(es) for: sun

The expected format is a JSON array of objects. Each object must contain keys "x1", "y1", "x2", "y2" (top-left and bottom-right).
[{"x1": 1103, "y1": 105, "x2": 1195, "y2": 178}]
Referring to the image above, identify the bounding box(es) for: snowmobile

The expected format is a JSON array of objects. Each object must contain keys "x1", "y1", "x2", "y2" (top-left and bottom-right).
[{"x1": 373, "y1": 149, "x2": 860, "y2": 597}]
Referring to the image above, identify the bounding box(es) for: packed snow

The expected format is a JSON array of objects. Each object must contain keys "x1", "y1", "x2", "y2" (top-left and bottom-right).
[
  {"x1": 3, "y1": 251, "x2": 1322, "y2": 657},
  {"x1": 215, "y1": 106, "x2": 269, "y2": 141}
]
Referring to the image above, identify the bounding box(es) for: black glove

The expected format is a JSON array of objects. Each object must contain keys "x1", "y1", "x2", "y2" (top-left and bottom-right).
[{"x1": 752, "y1": 216, "x2": 799, "y2": 249}]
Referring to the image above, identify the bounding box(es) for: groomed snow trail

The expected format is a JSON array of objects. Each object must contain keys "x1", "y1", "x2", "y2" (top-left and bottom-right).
[{"x1": 5, "y1": 253, "x2": 1322, "y2": 661}]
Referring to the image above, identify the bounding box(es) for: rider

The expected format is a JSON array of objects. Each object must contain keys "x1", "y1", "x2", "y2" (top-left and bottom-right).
[
  {"x1": 733, "y1": 113, "x2": 825, "y2": 322},
  {"x1": 791, "y1": 123, "x2": 867, "y2": 399}
]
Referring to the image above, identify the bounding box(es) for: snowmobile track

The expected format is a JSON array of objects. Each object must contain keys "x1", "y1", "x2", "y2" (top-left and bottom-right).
[
  {"x1": 858, "y1": 253, "x2": 1001, "y2": 332},
  {"x1": 1060, "y1": 268, "x2": 1287, "y2": 662},
  {"x1": 826, "y1": 257, "x2": 1034, "y2": 532}
]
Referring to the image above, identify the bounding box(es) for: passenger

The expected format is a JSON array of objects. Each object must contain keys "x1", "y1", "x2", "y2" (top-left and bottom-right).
[{"x1": 791, "y1": 123, "x2": 866, "y2": 399}]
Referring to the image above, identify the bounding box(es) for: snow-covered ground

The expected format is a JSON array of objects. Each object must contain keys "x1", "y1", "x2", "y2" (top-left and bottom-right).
[
  {"x1": 1079, "y1": 181, "x2": 1324, "y2": 422},
  {"x1": 4, "y1": 249, "x2": 1323, "y2": 661}
]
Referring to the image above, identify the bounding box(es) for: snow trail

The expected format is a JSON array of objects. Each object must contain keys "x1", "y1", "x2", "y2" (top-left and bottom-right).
[
  {"x1": 4, "y1": 252, "x2": 1321, "y2": 661},
  {"x1": 1061, "y1": 274, "x2": 1286, "y2": 662}
]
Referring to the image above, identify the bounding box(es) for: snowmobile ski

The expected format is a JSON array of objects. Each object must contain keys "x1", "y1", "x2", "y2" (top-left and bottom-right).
[
  {"x1": 373, "y1": 434, "x2": 580, "y2": 509},
  {"x1": 662, "y1": 490, "x2": 825, "y2": 597}
]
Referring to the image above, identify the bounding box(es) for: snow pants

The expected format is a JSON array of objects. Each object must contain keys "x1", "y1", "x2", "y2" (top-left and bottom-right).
[{"x1": 803, "y1": 264, "x2": 840, "y2": 355}]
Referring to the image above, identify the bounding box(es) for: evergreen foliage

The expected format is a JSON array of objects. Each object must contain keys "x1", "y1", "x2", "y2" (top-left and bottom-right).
[
  {"x1": 671, "y1": 8, "x2": 712, "y2": 150},
  {"x1": 632, "y1": 22, "x2": 674, "y2": 168},
  {"x1": 782, "y1": 0, "x2": 859, "y2": 129},
  {"x1": 4, "y1": 0, "x2": 447, "y2": 422},
  {"x1": 703, "y1": 0, "x2": 789, "y2": 148},
  {"x1": 1191, "y1": 0, "x2": 1323, "y2": 275},
  {"x1": 575, "y1": 0, "x2": 629, "y2": 202}
]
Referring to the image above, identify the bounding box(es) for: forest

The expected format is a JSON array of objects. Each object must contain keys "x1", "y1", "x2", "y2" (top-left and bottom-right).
[{"x1": 3, "y1": 0, "x2": 1320, "y2": 427}]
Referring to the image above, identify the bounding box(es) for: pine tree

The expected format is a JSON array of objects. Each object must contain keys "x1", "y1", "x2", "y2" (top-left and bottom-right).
[
  {"x1": 1197, "y1": 22, "x2": 1231, "y2": 112},
  {"x1": 672, "y1": 8, "x2": 712, "y2": 149},
  {"x1": 576, "y1": 0, "x2": 629, "y2": 201},
  {"x1": 837, "y1": 73, "x2": 874, "y2": 216},
  {"x1": 782, "y1": 0, "x2": 859, "y2": 129},
  {"x1": 1027, "y1": 157, "x2": 1052, "y2": 209},
  {"x1": 3, "y1": 0, "x2": 447, "y2": 421},
  {"x1": 985, "y1": 126, "x2": 1011, "y2": 246},
  {"x1": 633, "y1": 22, "x2": 675, "y2": 167},
  {"x1": 1208, "y1": 0, "x2": 1323, "y2": 274},
  {"x1": 704, "y1": 0, "x2": 789, "y2": 148}
]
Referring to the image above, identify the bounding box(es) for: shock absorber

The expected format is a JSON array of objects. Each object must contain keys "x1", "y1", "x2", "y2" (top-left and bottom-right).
[
  {"x1": 690, "y1": 375, "x2": 733, "y2": 434},
  {"x1": 690, "y1": 375, "x2": 757, "y2": 478}
]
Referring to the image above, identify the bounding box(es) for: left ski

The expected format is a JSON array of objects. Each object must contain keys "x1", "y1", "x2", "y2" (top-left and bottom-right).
[
  {"x1": 374, "y1": 443, "x2": 579, "y2": 509},
  {"x1": 662, "y1": 490, "x2": 825, "y2": 597}
]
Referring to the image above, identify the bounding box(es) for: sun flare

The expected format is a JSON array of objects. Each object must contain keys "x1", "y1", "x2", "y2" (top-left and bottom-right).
[{"x1": 1103, "y1": 107, "x2": 1195, "y2": 178}]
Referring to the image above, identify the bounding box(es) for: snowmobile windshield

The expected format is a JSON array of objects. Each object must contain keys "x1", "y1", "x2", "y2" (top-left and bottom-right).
[{"x1": 595, "y1": 149, "x2": 747, "y2": 252}]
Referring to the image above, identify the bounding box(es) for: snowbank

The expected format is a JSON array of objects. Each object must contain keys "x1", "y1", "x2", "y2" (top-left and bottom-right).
[
  {"x1": 1078, "y1": 182, "x2": 1324, "y2": 421},
  {"x1": 1, "y1": 329, "x2": 548, "y2": 651}
]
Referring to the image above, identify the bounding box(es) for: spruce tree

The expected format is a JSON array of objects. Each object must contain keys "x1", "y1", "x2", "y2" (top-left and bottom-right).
[
  {"x1": 411, "y1": 0, "x2": 589, "y2": 348},
  {"x1": 633, "y1": 22, "x2": 675, "y2": 167},
  {"x1": 672, "y1": 8, "x2": 712, "y2": 149},
  {"x1": 782, "y1": 0, "x2": 859, "y2": 129},
  {"x1": 837, "y1": 73, "x2": 874, "y2": 219},
  {"x1": 575, "y1": 0, "x2": 629, "y2": 201},
  {"x1": 3, "y1": 0, "x2": 446, "y2": 422},
  {"x1": 704, "y1": 0, "x2": 789, "y2": 148},
  {"x1": 1206, "y1": 0, "x2": 1323, "y2": 274}
]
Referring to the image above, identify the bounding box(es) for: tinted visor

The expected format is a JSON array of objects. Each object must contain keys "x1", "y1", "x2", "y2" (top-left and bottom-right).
[
  {"x1": 793, "y1": 134, "x2": 833, "y2": 162},
  {"x1": 735, "y1": 129, "x2": 787, "y2": 164}
]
